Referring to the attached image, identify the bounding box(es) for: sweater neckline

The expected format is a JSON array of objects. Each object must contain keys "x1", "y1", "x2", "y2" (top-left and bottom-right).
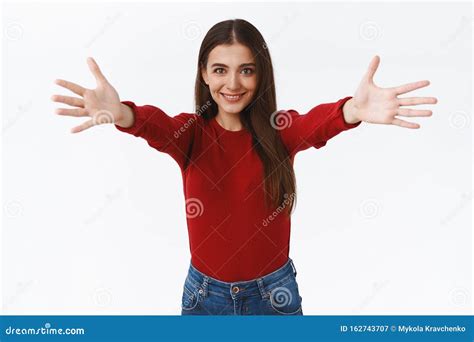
[{"x1": 211, "y1": 116, "x2": 248, "y2": 137}]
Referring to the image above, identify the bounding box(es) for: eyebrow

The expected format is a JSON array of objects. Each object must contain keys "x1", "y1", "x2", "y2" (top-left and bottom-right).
[{"x1": 210, "y1": 63, "x2": 256, "y2": 68}]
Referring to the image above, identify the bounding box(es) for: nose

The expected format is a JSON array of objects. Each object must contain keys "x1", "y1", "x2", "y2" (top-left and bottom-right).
[{"x1": 226, "y1": 73, "x2": 241, "y2": 92}]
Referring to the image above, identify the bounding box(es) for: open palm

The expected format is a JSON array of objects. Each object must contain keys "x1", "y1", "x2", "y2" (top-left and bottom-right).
[
  {"x1": 353, "y1": 56, "x2": 438, "y2": 129},
  {"x1": 52, "y1": 57, "x2": 123, "y2": 133}
]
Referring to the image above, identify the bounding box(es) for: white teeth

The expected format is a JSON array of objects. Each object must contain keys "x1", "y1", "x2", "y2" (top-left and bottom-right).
[{"x1": 221, "y1": 93, "x2": 243, "y2": 100}]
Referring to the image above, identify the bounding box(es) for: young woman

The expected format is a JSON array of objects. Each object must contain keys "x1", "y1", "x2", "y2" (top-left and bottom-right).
[{"x1": 51, "y1": 19, "x2": 437, "y2": 315}]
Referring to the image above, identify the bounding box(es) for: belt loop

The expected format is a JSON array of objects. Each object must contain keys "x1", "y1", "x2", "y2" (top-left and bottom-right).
[
  {"x1": 201, "y1": 276, "x2": 209, "y2": 297},
  {"x1": 289, "y1": 258, "x2": 297, "y2": 277},
  {"x1": 257, "y1": 278, "x2": 268, "y2": 299}
]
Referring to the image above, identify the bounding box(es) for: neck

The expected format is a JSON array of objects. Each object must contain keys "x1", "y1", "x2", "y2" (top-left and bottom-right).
[{"x1": 215, "y1": 111, "x2": 243, "y2": 131}]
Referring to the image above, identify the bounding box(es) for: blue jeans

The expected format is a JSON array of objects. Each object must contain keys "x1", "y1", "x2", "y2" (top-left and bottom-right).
[{"x1": 181, "y1": 258, "x2": 303, "y2": 315}]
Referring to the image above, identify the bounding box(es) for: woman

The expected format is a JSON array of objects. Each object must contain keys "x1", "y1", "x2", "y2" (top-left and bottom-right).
[{"x1": 51, "y1": 19, "x2": 437, "y2": 315}]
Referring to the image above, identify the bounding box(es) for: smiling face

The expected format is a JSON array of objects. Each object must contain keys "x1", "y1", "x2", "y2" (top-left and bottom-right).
[{"x1": 201, "y1": 43, "x2": 257, "y2": 119}]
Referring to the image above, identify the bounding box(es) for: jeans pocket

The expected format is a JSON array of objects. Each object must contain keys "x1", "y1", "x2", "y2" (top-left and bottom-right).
[
  {"x1": 181, "y1": 280, "x2": 202, "y2": 311},
  {"x1": 266, "y1": 276, "x2": 302, "y2": 315}
]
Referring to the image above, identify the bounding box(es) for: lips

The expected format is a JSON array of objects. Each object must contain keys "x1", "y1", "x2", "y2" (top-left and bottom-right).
[{"x1": 220, "y1": 92, "x2": 246, "y2": 103}]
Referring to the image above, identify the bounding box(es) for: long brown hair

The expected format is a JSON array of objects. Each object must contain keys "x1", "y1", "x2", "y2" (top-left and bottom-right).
[{"x1": 194, "y1": 19, "x2": 297, "y2": 216}]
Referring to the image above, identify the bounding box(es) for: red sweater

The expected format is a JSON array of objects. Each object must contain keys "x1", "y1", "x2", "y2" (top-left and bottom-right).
[{"x1": 115, "y1": 96, "x2": 361, "y2": 282}]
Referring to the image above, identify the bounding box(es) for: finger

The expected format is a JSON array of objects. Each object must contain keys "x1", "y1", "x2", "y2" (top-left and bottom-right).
[
  {"x1": 397, "y1": 108, "x2": 433, "y2": 117},
  {"x1": 393, "y1": 80, "x2": 430, "y2": 95},
  {"x1": 391, "y1": 118, "x2": 420, "y2": 129},
  {"x1": 54, "y1": 79, "x2": 86, "y2": 96},
  {"x1": 398, "y1": 96, "x2": 438, "y2": 106},
  {"x1": 55, "y1": 107, "x2": 88, "y2": 117},
  {"x1": 51, "y1": 95, "x2": 84, "y2": 107},
  {"x1": 71, "y1": 119, "x2": 95, "y2": 133},
  {"x1": 87, "y1": 57, "x2": 109, "y2": 85},
  {"x1": 365, "y1": 55, "x2": 380, "y2": 84}
]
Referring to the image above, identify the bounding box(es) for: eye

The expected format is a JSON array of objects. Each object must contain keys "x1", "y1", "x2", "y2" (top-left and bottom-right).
[
  {"x1": 213, "y1": 68, "x2": 225, "y2": 74},
  {"x1": 241, "y1": 68, "x2": 254, "y2": 75}
]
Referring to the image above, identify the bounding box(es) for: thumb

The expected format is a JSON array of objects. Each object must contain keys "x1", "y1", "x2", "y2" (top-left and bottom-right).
[
  {"x1": 364, "y1": 55, "x2": 380, "y2": 84},
  {"x1": 87, "y1": 57, "x2": 109, "y2": 85}
]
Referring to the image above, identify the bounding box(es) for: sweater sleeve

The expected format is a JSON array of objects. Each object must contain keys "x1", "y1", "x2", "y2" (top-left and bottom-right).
[
  {"x1": 114, "y1": 101, "x2": 196, "y2": 170},
  {"x1": 278, "y1": 96, "x2": 362, "y2": 157}
]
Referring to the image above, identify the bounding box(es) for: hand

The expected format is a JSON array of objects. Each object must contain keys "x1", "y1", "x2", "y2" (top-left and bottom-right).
[
  {"x1": 351, "y1": 55, "x2": 438, "y2": 129},
  {"x1": 51, "y1": 57, "x2": 123, "y2": 133}
]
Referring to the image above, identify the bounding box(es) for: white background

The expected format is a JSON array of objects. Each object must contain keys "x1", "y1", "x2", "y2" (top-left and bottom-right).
[{"x1": 2, "y1": 1, "x2": 472, "y2": 315}]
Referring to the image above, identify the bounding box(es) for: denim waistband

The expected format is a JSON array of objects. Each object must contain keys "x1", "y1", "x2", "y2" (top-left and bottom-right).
[{"x1": 185, "y1": 258, "x2": 297, "y2": 300}]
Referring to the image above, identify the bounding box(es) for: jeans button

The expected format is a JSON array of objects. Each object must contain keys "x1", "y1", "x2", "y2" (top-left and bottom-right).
[{"x1": 232, "y1": 286, "x2": 240, "y2": 294}]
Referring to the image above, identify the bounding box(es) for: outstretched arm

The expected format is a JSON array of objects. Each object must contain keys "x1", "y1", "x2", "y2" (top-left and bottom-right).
[
  {"x1": 52, "y1": 57, "x2": 197, "y2": 170},
  {"x1": 342, "y1": 55, "x2": 438, "y2": 129}
]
